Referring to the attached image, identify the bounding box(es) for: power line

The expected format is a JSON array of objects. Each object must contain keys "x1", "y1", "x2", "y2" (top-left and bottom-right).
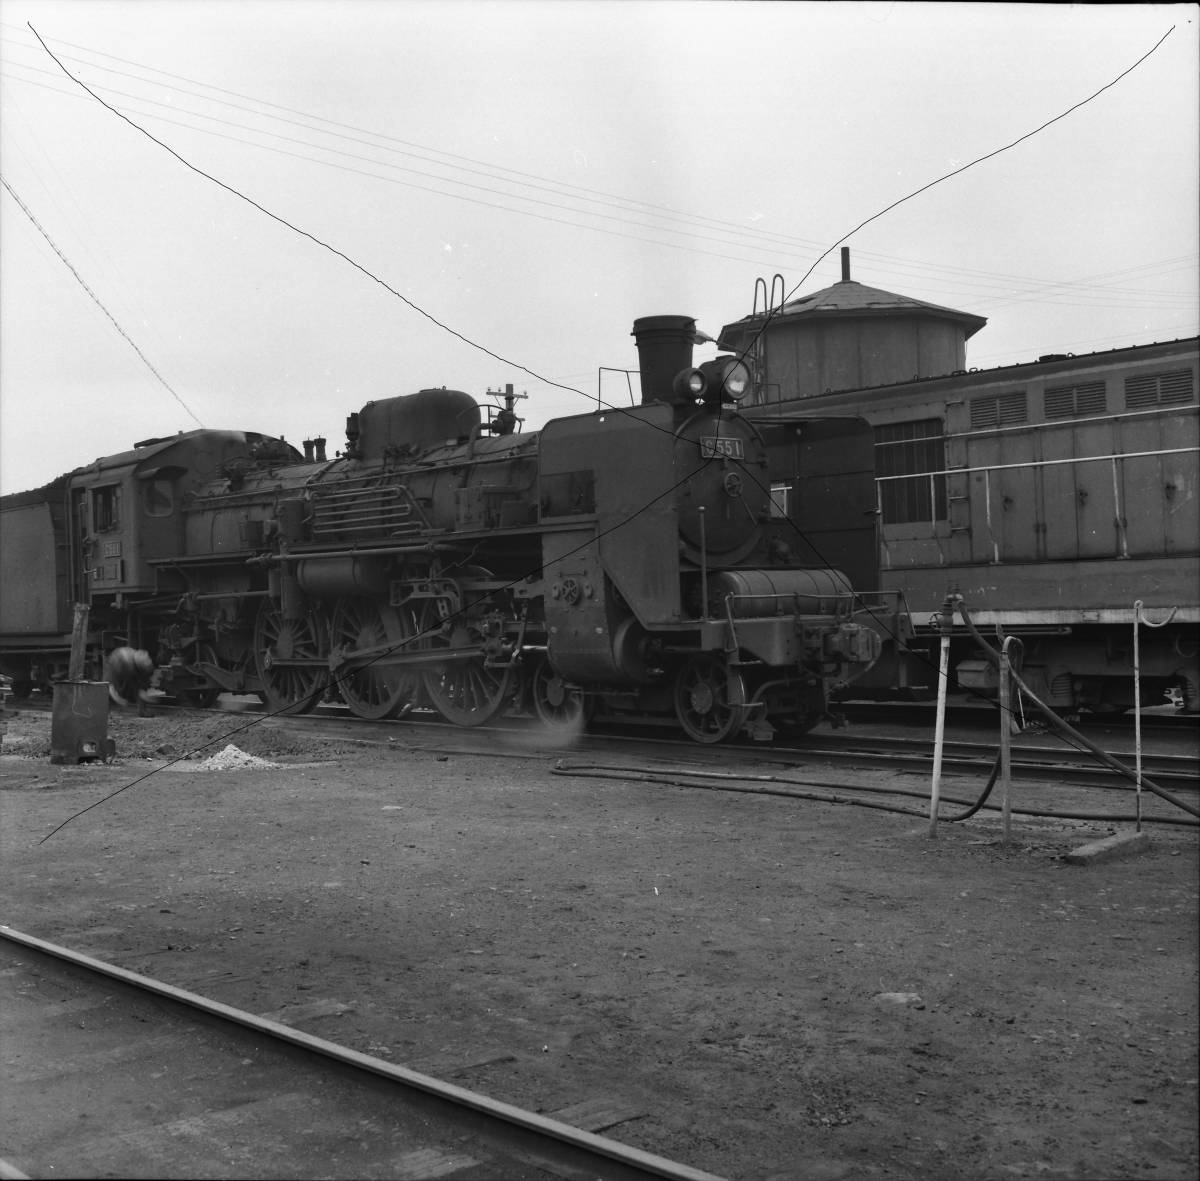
[
  {"x1": 7, "y1": 30, "x2": 1191, "y2": 315},
  {"x1": 724, "y1": 24, "x2": 1179, "y2": 374},
  {"x1": 1, "y1": 171, "x2": 204, "y2": 428}
]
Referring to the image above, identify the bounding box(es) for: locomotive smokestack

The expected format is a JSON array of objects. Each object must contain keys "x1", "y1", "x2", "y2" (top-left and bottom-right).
[
  {"x1": 313, "y1": 437, "x2": 327, "y2": 462},
  {"x1": 302, "y1": 439, "x2": 315, "y2": 462},
  {"x1": 631, "y1": 315, "x2": 696, "y2": 405},
  {"x1": 841, "y1": 247, "x2": 851, "y2": 282}
]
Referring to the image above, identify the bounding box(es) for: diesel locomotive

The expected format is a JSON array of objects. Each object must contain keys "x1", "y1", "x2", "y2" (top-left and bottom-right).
[
  {"x1": 0, "y1": 315, "x2": 884, "y2": 742},
  {"x1": 726, "y1": 254, "x2": 1199, "y2": 714}
]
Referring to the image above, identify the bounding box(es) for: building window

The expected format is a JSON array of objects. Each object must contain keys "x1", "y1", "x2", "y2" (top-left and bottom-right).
[
  {"x1": 1124, "y1": 369, "x2": 1195, "y2": 409},
  {"x1": 969, "y1": 391, "x2": 1027, "y2": 428},
  {"x1": 92, "y1": 485, "x2": 121, "y2": 532},
  {"x1": 1045, "y1": 381, "x2": 1106, "y2": 419},
  {"x1": 875, "y1": 419, "x2": 947, "y2": 525}
]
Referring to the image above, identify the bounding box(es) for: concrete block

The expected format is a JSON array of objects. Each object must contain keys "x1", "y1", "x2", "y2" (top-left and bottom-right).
[{"x1": 1064, "y1": 830, "x2": 1151, "y2": 866}]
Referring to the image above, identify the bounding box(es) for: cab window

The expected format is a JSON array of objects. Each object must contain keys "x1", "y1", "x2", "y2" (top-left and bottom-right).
[{"x1": 93, "y1": 485, "x2": 121, "y2": 531}]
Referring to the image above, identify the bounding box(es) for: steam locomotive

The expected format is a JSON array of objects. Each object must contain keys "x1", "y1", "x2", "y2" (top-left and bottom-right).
[{"x1": 0, "y1": 316, "x2": 883, "y2": 742}]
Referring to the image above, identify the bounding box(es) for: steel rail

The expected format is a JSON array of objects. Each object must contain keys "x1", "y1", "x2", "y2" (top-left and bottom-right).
[{"x1": 0, "y1": 926, "x2": 725, "y2": 1181}]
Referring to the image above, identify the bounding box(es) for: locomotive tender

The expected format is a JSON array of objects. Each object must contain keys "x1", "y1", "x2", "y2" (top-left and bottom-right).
[
  {"x1": 724, "y1": 255, "x2": 1199, "y2": 713},
  {"x1": 0, "y1": 315, "x2": 884, "y2": 742}
]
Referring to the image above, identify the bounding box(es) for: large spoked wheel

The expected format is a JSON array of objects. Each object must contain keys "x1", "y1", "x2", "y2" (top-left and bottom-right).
[
  {"x1": 674, "y1": 655, "x2": 748, "y2": 744},
  {"x1": 254, "y1": 600, "x2": 325, "y2": 715},
  {"x1": 529, "y1": 656, "x2": 591, "y2": 732},
  {"x1": 416, "y1": 604, "x2": 512, "y2": 727},
  {"x1": 329, "y1": 598, "x2": 418, "y2": 720}
]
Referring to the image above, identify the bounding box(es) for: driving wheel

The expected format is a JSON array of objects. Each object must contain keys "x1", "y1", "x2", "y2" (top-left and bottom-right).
[
  {"x1": 254, "y1": 599, "x2": 325, "y2": 715},
  {"x1": 674, "y1": 654, "x2": 748, "y2": 743},
  {"x1": 330, "y1": 598, "x2": 418, "y2": 720}
]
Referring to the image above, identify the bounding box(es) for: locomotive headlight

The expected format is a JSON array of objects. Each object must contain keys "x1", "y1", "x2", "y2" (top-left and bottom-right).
[
  {"x1": 721, "y1": 359, "x2": 751, "y2": 402},
  {"x1": 698, "y1": 357, "x2": 752, "y2": 404},
  {"x1": 673, "y1": 368, "x2": 708, "y2": 402}
]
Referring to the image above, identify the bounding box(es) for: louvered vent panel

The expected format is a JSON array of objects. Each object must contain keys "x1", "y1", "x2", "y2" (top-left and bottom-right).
[
  {"x1": 1075, "y1": 382, "x2": 1107, "y2": 414},
  {"x1": 970, "y1": 392, "x2": 1027, "y2": 428},
  {"x1": 997, "y1": 392, "x2": 1027, "y2": 424},
  {"x1": 1044, "y1": 389, "x2": 1075, "y2": 419},
  {"x1": 1126, "y1": 374, "x2": 1157, "y2": 409},
  {"x1": 1045, "y1": 381, "x2": 1106, "y2": 419},
  {"x1": 1125, "y1": 369, "x2": 1195, "y2": 409},
  {"x1": 1159, "y1": 369, "x2": 1195, "y2": 405},
  {"x1": 969, "y1": 401, "x2": 998, "y2": 428}
]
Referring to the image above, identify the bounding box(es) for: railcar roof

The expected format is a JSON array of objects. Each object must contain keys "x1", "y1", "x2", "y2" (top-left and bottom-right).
[{"x1": 754, "y1": 334, "x2": 1200, "y2": 406}]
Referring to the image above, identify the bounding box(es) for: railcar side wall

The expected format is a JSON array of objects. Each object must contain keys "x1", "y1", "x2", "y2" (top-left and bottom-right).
[{"x1": 0, "y1": 495, "x2": 71, "y2": 637}]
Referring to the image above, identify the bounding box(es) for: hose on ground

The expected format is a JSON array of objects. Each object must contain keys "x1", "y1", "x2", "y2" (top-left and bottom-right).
[{"x1": 549, "y1": 760, "x2": 1198, "y2": 827}]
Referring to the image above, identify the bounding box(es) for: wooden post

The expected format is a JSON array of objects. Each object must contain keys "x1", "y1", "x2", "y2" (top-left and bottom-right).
[{"x1": 68, "y1": 603, "x2": 89, "y2": 681}]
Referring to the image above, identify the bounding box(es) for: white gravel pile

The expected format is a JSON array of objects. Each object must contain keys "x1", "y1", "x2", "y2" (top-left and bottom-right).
[{"x1": 194, "y1": 743, "x2": 279, "y2": 771}]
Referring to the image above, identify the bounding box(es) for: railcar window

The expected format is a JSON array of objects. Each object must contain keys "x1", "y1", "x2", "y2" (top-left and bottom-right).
[
  {"x1": 143, "y1": 479, "x2": 173, "y2": 516},
  {"x1": 1045, "y1": 381, "x2": 1106, "y2": 419},
  {"x1": 969, "y1": 391, "x2": 1027, "y2": 428},
  {"x1": 875, "y1": 419, "x2": 947, "y2": 525},
  {"x1": 92, "y1": 485, "x2": 120, "y2": 532},
  {"x1": 1124, "y1": 370, "x2": 1195, "y2": 409},
  {"x1": 769, "y1": 483, "x2": 790, "y2": 518}
]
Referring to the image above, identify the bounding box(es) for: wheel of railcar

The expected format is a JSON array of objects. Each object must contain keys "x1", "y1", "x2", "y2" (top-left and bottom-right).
[
  {"x1": 674, "y1": 654, "x2": 748, "y2": 743},
  {"x1": 253, "y1": 600, "x2": 325, "y2": 715},
  {"x1": 330, "y1": 598, "x2": 418, "y2": 720},
  {"x1": 529, "y1": 656, "x2": 591, "y2": 731},
  {"x1": 415, "y1": 602, "x2": 512, "y2": 727}
]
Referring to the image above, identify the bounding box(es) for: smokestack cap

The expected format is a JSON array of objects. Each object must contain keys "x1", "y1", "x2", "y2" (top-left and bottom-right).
[{"x1": 632, "y1": 315, "x2": 697, "y2": 405}]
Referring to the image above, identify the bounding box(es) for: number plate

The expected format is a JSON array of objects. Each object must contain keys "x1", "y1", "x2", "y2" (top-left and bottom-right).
[{"x1": 700, "y1": 437, "x2": 744, "y2": 460}]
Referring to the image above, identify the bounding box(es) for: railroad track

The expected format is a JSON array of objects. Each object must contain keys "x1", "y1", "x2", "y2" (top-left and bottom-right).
[
  {"x1": 778, "y1": 733, "x2": 1200, "y2": 792},
  {"x1": 0, "y1": 927, "x2": 723, "y2": 1181},
  {"x1": 8, "y1": 693, "x2": 1197, "y2": 816},
  {"x1": 273, "y1": 706, "x2": 1200, "y2": 797}
]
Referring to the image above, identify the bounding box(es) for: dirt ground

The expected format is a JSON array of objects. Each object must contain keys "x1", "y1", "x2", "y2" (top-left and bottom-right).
[{"x1": 1, "y1": 704, "x2": 1197, "y2": 1181}]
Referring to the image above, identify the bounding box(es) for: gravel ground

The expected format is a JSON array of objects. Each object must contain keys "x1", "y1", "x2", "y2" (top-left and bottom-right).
[{"x1": 1, "y1": 704, "x2": 1197, "y2": 1180}]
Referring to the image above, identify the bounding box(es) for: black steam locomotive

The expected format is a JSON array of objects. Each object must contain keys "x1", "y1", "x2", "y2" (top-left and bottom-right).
[{"x1": 0, "y1": 316, "x2": 883, "y2": 742}]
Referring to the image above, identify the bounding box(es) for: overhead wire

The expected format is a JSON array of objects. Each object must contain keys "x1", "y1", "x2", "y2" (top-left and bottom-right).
[
  {"x1": 4, "y1": 26, "x2": 1193, "y2": 319},
  {"x1": 1, "y1": 172, "x2": 204, "y2": 428}
]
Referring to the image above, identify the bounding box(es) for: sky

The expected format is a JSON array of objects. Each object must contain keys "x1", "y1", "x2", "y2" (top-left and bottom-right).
[{"x1": 1, "y1": 1, "x2": 1196, "y2": 495}]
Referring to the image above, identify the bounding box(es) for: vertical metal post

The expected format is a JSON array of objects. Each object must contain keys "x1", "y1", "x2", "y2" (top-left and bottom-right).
[
  {"x1": 1111, "y1": 458, "x2": 1128, "y2": 558},
  {"x1": 698, "y1": 506, "x2": 709, "y2": 622},
  {"x1": 68, "y1": 603, "x2": 90, "y2": 681},
  {"x1": 999, "y1": 637, "x2": 1015, "y2": 845},
  {"x1": 1133, "y1": 600, "x2": 1144, "y2": 833},
  {"x1": 983, "y1": 470, "x2": 999, "y2": 564},
  {"x1": 928, "y1": 595, "x2": 955, "y2": 838},
  {"x1": 1131, "y1": 599, "x2": 1179, "y2": 833}
]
